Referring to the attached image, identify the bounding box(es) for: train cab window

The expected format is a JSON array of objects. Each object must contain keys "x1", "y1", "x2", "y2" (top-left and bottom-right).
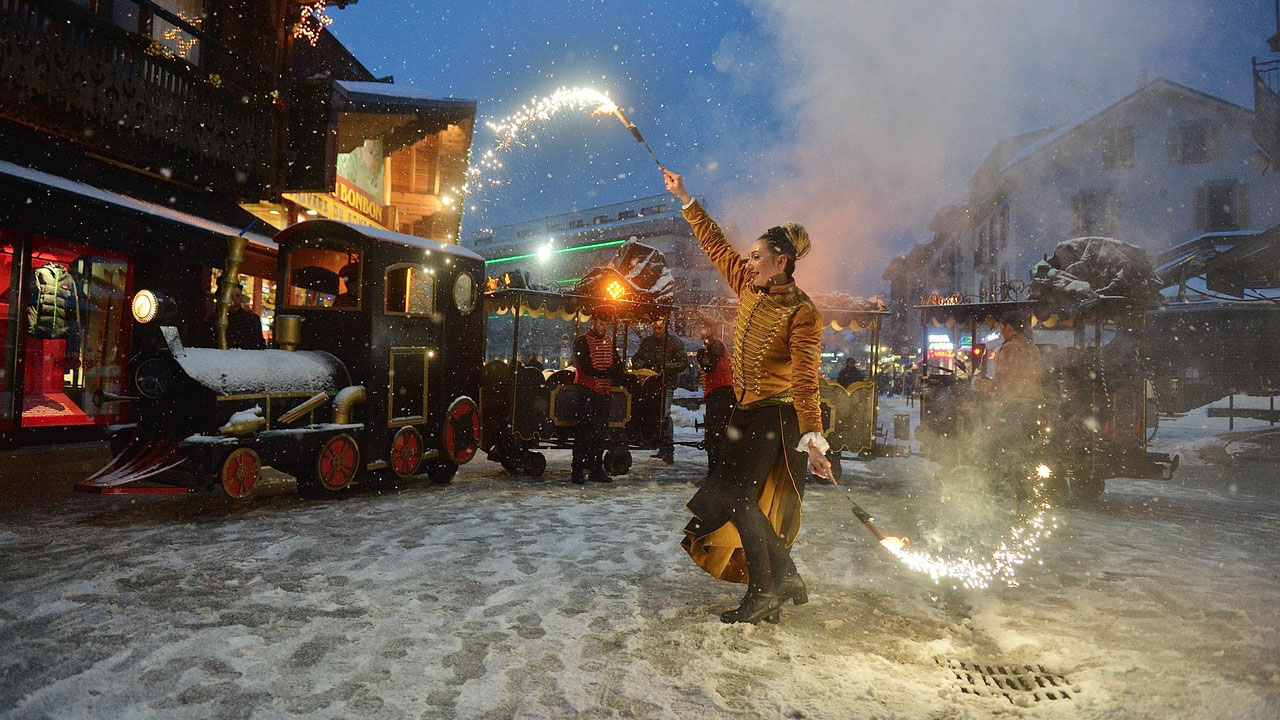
[
  {"x1": 286, "y1": 241, "x2": 361, "y2": 310},
  {"x1": 384, "y1": 264, "x2": 435, "y2": 316}
]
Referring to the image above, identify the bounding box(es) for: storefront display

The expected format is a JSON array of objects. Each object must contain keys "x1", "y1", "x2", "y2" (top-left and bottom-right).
[{"x1": 19, "y1": 236, "x2": 132, "y2": 429}]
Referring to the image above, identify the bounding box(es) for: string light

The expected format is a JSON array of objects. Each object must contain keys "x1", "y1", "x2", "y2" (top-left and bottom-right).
[
  {"x1": 160, "y1": 11, "x2": 201, "y2": 60},
  {"x1": 293, "y1": 2, "x2": 333, "y2": 47},
  {"x1": 878, "y1": 464, "x2": 1059, "y2": 590}
]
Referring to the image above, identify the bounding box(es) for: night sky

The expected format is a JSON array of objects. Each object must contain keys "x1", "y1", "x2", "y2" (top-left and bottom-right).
[{"x1": 330, "y1": 0, "x2": 1273, "y2": 292}]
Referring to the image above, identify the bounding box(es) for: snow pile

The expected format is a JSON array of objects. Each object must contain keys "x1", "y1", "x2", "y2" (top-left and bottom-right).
[
  {"x1": 669, "y1": 404, "x2": 704, "y2": 428},
  {"x1": 176, "y1": 349, "x2": 346, "y2": 396},
  {"x1": 1030, "y1": 237, "x2": 1164, "y2": 315}
]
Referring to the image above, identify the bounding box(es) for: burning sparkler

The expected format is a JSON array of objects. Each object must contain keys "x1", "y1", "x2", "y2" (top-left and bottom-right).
[
  {"x1": 459, "y1": 86, "x2": 663, "y2": 210},
  {"x1": 830, "y1": 463, "x2": 1058, "y2": 590}
]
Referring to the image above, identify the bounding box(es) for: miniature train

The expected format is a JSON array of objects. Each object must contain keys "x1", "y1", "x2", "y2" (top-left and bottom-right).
[{"x1": 78, "y1": 220, "x2": 486, "y2": 497}]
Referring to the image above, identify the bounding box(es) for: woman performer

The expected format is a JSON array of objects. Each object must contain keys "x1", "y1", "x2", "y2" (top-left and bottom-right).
[{"x1": 663, "y1": 168, "x2": 833, "y2": 625}]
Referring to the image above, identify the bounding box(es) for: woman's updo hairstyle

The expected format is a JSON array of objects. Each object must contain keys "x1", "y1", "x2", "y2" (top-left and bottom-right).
[{"x1": 759, "y1": 223, "x2": 810, "y2": 278}]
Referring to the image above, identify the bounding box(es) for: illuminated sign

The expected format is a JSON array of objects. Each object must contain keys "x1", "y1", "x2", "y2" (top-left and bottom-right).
[
  {"x1": 334, "y1": 176, "x2": 389, "y2": 224},
  {"x1": 282, "y1": 191, "x2": 388, "y2": 230}
]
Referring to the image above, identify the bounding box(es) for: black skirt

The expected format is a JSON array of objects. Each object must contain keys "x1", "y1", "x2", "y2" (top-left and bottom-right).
[{"x1": 681, "y1": 402, "x2": 808, "y2": 582}]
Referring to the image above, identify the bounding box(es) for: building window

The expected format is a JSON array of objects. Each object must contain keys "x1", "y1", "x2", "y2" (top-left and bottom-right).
[
  {"x1": 569, "y1": 219, "x2": 587, "y2": 229},
  {"x1": 592, "y1": 215, "x2": 610, "y2": 225},
  {"x1": 1196, "y1": 180, "x2": 1249, "y2": 232},
  {"x1": 1167, "y1": 122, "x2": 1222, "y2": 165},
  {"x1": 1101, "y1": 126, "x2": 1135, "y2": 169},
  {"x1": 516, "y1": 229, "x2": 535, "y2": 238},
  {"x1": 998, "y1": 205, "x2": 1010, "y2": 249},
  {"x1": 617, "y1": 210, "x2": 638, "y2": 220},
  {"x1": 1071, "y1": 190, "x2": 1120, "y2": 236},
  {"x1": 641, "y1": 204, "x2": 667, "y2": 215}
]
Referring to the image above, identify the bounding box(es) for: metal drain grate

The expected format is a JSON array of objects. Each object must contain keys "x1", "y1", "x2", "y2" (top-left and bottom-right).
[{"x1": 939, "y1": 658, "x2": 1078, "y2": 703}]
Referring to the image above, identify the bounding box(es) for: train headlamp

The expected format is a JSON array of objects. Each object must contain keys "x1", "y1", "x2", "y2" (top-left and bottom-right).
[
  {"x1": 132, "y1": 289, "x2": 177, "y2": 325},
  {"x1": 132, "y1": 290, "x2": 159, "y2": 324}
]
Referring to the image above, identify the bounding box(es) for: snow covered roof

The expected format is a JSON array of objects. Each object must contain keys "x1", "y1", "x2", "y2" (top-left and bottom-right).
[
  {"x1": 1000, "y1": 78, "x2": 1253, "y2": 173},
  {"x1": 285, "y1": 219, "x2": 484, "y2": 262},
  {"x1": 335, "y1": 80, "x2": 476, "y2": 110},
  {"x1": 0, "y1": 159, "x2": 277, "y2": 251}
]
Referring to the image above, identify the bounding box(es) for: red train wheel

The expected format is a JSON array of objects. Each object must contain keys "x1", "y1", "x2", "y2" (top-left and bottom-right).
[
  {"x1": 221, "y1": 448, "x2": 260, "y2": 499},
  {"x1": 443, "y1": 397, "x2": 481, "y2": 465},
  {"x1": 316, "y1": 433, "x2": 360, "y2": 491},
  {"x1": 391, "y1": 426, "x2": 424, "y2": 478}
]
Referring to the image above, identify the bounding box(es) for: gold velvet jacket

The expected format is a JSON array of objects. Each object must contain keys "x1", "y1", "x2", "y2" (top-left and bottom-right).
[{"x1": 682, "y1": 201, "x2": 824, "y2": 435}]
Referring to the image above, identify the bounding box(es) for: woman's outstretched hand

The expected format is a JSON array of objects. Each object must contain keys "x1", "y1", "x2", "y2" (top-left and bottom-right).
[
  {"x1": 807, "y1": 440, "x2": 836, "y2": 484},
  {"x1": 662, "y1": 168, "x2": 691, "y2": 206}
]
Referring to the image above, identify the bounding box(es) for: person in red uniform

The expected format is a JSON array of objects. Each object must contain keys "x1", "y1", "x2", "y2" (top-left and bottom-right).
[
  {"x1": 572, "y1": 304, "x2": 624, "y2": 484},
  {"x1": 696, "y1": 321, "x2": 735, "y2": 485}
]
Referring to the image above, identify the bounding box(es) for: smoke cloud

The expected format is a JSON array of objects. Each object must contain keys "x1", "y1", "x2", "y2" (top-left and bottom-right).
[{"x1": 701, "y1": 0, "x2": 1257, "y2": 294}]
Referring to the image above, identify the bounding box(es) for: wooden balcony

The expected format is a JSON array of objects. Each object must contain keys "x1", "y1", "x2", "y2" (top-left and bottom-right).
[
  {"x1": 0, "y1": 0, "x2": 280, "y2": 196},
  {"x1": 1253, "y1": 57, "x2": 1280, "y2": 168}
]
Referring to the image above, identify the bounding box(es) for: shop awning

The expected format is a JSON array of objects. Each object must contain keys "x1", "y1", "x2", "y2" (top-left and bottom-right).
[{"x1": 0, "y1": 159, "x2": 277, "y2": 251}]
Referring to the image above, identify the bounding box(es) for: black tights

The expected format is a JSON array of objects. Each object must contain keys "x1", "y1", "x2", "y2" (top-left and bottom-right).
[
  {"x1": 729, "y1": 501, "x2": 796, "y2": 592},
  {"x1": 717, "y1": 404, "x2": 800, "y2": 592}
]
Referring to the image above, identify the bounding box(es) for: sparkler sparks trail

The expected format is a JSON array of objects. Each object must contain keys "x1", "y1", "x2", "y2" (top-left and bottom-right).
[
  {"x1": 874, "y1": 463, "x2": 1059, "y2": 590},
  {"x1": 453, "y1": 86, "x2": 660, "y2": 214}
]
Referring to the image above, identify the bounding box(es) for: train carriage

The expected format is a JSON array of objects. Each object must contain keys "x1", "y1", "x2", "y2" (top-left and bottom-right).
[
  {"x1": 480, "y1": 286, "x2": 675, "y2": 478},
  {"x1": 77, "y1": 220, "x2": 487, "y2": 497},
  {"x1": 915, "y1": 296, "x2": 1178, "y2": 500}
]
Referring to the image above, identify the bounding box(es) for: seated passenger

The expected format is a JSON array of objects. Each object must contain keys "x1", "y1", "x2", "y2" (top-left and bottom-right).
[{"x1": 333, "y1": 261, "x2": 360, "y2": 307}]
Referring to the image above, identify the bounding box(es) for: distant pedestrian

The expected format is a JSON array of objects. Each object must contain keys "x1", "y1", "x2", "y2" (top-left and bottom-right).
[
  {"x1": 631, "y1": 315, "x2": 688, "y2": 464},
  {"x1": 835, "y1": 357, "x2": 865, "y2": 387},
  {"x1": 696, "y1": 323, "x2": 735, "y2": 485}
]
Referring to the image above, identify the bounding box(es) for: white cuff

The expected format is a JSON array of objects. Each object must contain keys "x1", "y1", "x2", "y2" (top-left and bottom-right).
[
  {"x1": 796, "y1": 431, "x2": 829, "y2": 454},
  {"x1": 681, "y1": 197, "x2": 696, "y2": 210}
]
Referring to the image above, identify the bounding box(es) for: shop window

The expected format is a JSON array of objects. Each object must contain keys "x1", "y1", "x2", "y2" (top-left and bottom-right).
[
  {"x1": 21, "y1": 236, "x2": 132, "y2": 429},
  {"x1": 384, "y1": 265, "x2": 435, "y2": 316},
  {"x1": 0, "y1": 235, "x2": 14, "y2": 429},
  {"x1": 285, "y1": 241, "x2": 361, "y2": 310},
  {"x1": 208, "y1": 270, "x2": 274, "y2": 346}
]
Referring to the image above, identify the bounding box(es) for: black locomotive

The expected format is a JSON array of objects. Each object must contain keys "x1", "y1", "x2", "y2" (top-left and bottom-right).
[{"x1": 78, "y1": 220, "x2": 486, "y2": 498}]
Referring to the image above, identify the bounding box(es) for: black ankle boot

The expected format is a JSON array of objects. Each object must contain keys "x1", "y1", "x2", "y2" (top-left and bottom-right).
[
  {"x1": 720, "y1": 587, "x2": 783, "y2": 624},
  {"x1": 776, "y1": 571, "x2": 808, "y2": 606}
]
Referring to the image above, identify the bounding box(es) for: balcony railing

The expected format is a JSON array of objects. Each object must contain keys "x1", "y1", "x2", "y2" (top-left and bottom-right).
[
  {"x1": 0, "y1": 0, "x2": 280, "y2": 195},
  {"x1": 1252, "y1": 57, "x2": 1280, "y2": 167}
]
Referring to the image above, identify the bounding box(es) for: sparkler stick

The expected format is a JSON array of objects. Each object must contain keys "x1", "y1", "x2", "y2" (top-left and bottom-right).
[
  {"x1": 821, "y1": 465, "x2": 905, "y2": 551},
  {"x1": 610, "y1": 107, "x2": 663, "y2": 169}
]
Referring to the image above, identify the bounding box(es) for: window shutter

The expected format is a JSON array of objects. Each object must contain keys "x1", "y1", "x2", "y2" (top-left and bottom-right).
[
  {"x1": 1106, "y1": 193, "x2": 1121, "y2": 235},
  {"x1": 1167, "y1": 128, "x2": 1181, "y2": 165},
  {"x1": 1194, "y1": 185, "x2": 1208, "y2": 230},
  {"x1": 1235, "y1": 183, "x2": 1249, "y2": 228},
  {"x1": 1207, "y1": 125, "x2": 1224, "y2": 162}
]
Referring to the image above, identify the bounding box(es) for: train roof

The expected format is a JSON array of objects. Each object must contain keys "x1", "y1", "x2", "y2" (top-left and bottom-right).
[{"x1": 276, "y1": 219, "x2": 484, "y2": 263}]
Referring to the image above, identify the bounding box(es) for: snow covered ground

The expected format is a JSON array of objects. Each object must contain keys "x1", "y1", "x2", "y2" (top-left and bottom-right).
[{"x1": 1, "y1": 396, "x2": 1277, "y2": 719}]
